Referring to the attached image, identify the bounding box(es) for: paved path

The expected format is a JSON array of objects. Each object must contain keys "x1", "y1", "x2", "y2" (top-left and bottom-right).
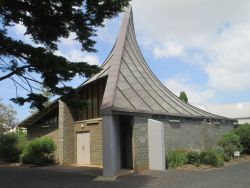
[{"x1": 0, "y1": 161, "x2": 249, "y2": 188}]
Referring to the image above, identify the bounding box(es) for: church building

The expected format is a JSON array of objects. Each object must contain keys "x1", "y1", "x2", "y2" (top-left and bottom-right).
[{"x1": 19, "y1": 7, "x2": 235, "y2": 177}]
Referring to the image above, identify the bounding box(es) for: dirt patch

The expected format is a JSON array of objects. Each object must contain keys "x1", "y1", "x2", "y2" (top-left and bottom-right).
[{"x1": 177, "y1": 164, "x2": 212, "y2": 171}]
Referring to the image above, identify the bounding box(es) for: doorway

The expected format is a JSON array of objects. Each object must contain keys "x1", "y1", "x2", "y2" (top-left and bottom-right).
[
  {"x1": 119, "y1": 115, "x2": 133, "y2": 169},
  {"x1": 76, "y1": 132, "x2": 90, "y2": 165}
]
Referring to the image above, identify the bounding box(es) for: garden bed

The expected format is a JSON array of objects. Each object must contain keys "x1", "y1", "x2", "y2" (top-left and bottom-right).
[
  {"x1": 176, "y1": 155, "x2": 250, "y2": 171},
  {"x1": 225, "y1": 155, "x2": 250, "y2": 165}
]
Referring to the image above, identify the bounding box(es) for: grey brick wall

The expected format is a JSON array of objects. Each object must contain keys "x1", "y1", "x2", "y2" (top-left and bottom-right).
[
  {"x1": 74, "y1": 119, "x2": 103, "y2": 166},
  {"x1": 162, "y1": 120, "x2": 234, "y2": 152},
  {"x1": 133, "y1": 116, "x2": 149, "y2": 171},
  {"x1": 27, "y1": 124, "x2": 59, "y2": 162},
  {"x1": 58, "y1": 101, "x2": 74, "y2": 164},
  {"x1": 132, "y1": 116, "x2": 233, "y2": 171}
]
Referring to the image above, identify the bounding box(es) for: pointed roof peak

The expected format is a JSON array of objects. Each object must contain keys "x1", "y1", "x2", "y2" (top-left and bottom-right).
[
  {"x1": 82, "y1": 6, "x2": 133, "y2": 87},
  {"x1": 85, "y1": 6, "x2": 232, "y2": 121},
  {"x1": 100, "y1": 5, "x2": 135, "y2": 110}
]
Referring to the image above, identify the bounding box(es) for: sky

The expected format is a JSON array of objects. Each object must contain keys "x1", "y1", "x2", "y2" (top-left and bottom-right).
[{"x1": 1, "y1": 0, "x2": 250, "y2": 121}]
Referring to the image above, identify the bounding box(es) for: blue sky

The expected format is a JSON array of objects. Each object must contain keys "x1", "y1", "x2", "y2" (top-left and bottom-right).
[{"x1": 1, "y1": 0, "x2": 250, "y2": 121}]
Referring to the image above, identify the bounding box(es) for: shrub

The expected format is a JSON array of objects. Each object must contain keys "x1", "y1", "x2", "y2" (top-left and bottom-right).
[
  {"x1": 0, "y1": 131, "x2": 27, "y2": 162},
  {"x1": 216, "y1": 147, "x2": 231, "y2": 162},
  {"x1": 166, "y1": 149, "x2": 187, "y2": 169},
  {"x1": 21, "y1": 137, "x2": 56, "y2": 165},
  {"x1": 200, "y1": 149, "x2": 224, "y2": 167},
  {"x1": 233, "y1": 124, "x2": 250, "y2": 154},
  {"x1": 219, "y1": 132, "x2": 243, "y2": 157},
  {"x1": 187, "y1": 151, "x2": 200, "y2": 165}
]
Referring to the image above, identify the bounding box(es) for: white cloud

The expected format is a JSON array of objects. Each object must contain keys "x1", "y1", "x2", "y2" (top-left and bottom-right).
[
  {"x1": 153, "y1": 41, "x2": 184, "y2": 58},
  {"x1": 82, "y1": 54, "x2": 100, "y2": 65},
  {"x1": 56, "y1": 33, "x2": 100, "y2": 65},
  {"x1": 132, "y1": 0, "x2": 250, "y2": 93},
  {"x1": 96, "y1": 18, "x2": 121, "y2": 44},
  {"x1": 55, "y1": 50, "x2": 99, "y2": 65},
  {"x1": 205, "y1": 24, "x2": 250, "y2": 91},
  {"x1": 164, "y1": 75, "x2": 214, "y2": 105}
]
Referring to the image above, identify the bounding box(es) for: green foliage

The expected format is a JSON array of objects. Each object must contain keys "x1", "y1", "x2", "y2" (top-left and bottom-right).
[
  {"x1": 21, "y1": 137, "x2": 56, "y2": 165},
  {"x1": 166, "y1": 150, "x2": 187, "y2": 168},
  {"x1": 179, "y1": 91, "x2": 188, "y2": 103},
  {"x1": 219, "y1": 132, "x2": 243, "y2": 157},
  {"x1": 0, "y1": 0, "x2": 130, "y2": 109},
  {"x1": 214, "y1": 147, "x2": 231, "y2": 162},
  {"x1": 187, "y1": 151, "x2": 201, "y2": 165},
  {"x1": 0, "y1": 131, "x2": 27, "y2": 162},
  {"x1": 233, "y1": 124, "x2": 250, "y2": 154},
  {"x1": 200, "y1": 149, "x2": 224, "y2": 167}
]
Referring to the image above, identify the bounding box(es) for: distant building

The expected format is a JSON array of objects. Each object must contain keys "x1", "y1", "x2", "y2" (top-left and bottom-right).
[
  {"x1": 201, "y1": 102, "x2": 250, "y2": 124},
  {"x1": 19, "y1": 6, "x2": 235, "y2": 176}
]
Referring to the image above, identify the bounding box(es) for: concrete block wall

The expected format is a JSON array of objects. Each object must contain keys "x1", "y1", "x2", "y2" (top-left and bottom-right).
[
  {"x1": 161, "y1": 120, "x2": 234, "y2": 152},
  {"x1": 74, "y1": 119, "x2": 103, "y2": 166},
  {"x1": 133, "y1": 116, "x2": 149, "y2": 171},
  {"x1": 58, "y1": 101, "x2": 74, "y2": 164},
  {"x1": 27, "y1": 124, "x2": 59, "y2": 162}
]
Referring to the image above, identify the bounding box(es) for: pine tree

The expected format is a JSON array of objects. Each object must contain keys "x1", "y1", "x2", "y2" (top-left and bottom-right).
[{"x1": 0, "y1": 0, "x2": 130, "y2": 109}]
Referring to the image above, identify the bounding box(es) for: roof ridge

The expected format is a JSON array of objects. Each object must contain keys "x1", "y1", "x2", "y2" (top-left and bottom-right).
[{"x1": 101, "y1": 6, "x2": 132, "y2": 110}]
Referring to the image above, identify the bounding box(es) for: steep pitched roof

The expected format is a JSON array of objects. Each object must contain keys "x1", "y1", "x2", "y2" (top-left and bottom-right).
[
  {"x1": 20, "y1": 6, "x2": 233, "y2": 127},
  {"x1": 82, "y1": 6, "x2": 228, "y2": 120}
]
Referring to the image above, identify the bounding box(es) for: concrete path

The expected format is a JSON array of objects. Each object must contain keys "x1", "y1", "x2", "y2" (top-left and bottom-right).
[{"x1": 0, "y1": 161, "x2": 249, "y2": 188}]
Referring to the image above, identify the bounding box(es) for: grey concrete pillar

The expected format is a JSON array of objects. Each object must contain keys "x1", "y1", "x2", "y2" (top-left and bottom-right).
[{"x1": 102, "y1": 115, "x2": 121, "y2": 176}]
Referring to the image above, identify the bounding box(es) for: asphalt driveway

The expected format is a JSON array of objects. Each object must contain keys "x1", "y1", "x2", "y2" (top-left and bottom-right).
[{"x1": 0, "y1": 161, "x2": 249, "y2": 188}]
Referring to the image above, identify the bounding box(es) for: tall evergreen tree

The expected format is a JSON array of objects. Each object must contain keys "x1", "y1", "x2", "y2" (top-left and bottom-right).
[{"x1": 0, "y1": 0, "x2": 130, "y2": 109}]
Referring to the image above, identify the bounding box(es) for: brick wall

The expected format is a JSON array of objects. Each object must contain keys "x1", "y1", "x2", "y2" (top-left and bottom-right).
[
  {"x1": 162, "y1": 120, "x2": 234, "y2": 152},
  {"x1": 74, "y1": 119, "x2": 103, "y2": 166},
  {"x1": 132, "y1": 116, "x2": 233, "y2": 172},
  {"x1": 27, "y1": 124, "x2": 59, "y2": 161},
  {"x1": 58, "y1": 101, "x2": 74, "y2": 164},
  {"x1": 133, "y1": 116, "x2": 149, "y2": 171}
]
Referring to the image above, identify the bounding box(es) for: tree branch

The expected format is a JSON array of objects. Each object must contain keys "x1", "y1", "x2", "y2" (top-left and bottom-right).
[{"x1": 0, "y1": 65, "x2": 31, "y2": 81}]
